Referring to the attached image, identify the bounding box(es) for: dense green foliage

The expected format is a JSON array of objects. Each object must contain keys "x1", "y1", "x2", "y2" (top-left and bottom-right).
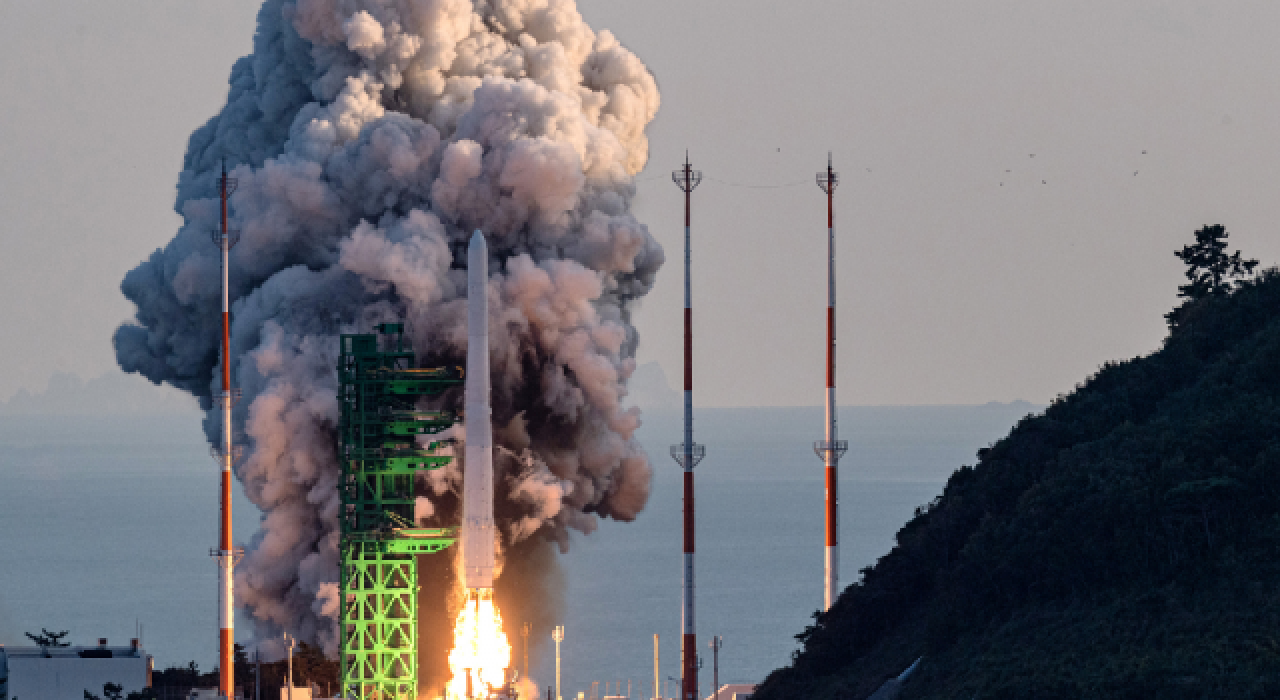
[{"x1": 755, "y1": 246, "x2": 1280, "y2": 699}]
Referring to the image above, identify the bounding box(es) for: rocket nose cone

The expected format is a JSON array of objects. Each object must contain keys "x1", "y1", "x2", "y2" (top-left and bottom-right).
[{"x1": 469, "y1": 230, "x2": 487, "y2": 277}]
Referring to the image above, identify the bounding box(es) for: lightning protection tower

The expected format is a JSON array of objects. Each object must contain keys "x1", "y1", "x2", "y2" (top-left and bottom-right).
[
  {"x1": 210, "y1": 161, "x2": 244, "y2": 700},
  {"x1": 338, "y1": 323, "x2": 462, "y2": 699},
  {"x1": 670, "y1": 153, "x2": 704, "y2": 700},
  {"x1": 813, "y1": 154, "x2": 848, "y2": 612},
  {"x1": 553, "y1": 625, "x2": 565, "y2": 700}
]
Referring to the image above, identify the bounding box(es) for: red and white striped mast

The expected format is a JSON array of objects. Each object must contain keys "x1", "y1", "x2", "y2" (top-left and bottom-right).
[
  {"x1": 212, "y1": 161, "x2": 241, "y2": 699},
  {"x1": 670, "y1": 152, "x2": 704, "y2": 700},
  {"x1": 814, "y1": 153, "x2": 847, "y2": 612}
]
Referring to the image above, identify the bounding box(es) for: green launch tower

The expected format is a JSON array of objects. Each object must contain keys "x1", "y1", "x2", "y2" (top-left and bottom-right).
[{"x1": 338, "y1": 324, "x2": 462, "y2": 699}]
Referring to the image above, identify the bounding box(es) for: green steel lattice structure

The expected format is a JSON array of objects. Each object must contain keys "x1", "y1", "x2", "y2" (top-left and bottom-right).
[{"x1": 339, "y1": 324, "x2": 463, "y2": 699}]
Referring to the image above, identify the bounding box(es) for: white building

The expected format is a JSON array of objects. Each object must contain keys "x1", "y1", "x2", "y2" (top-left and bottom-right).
[
  {"x1": 705, "y1": 684, "x2": 755, "y2": 700},
  {"x1": 0, "y1": 639, "x2": 151, "y2": 700}
]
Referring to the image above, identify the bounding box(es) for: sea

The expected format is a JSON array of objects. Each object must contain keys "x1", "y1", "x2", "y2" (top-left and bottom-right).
[{"x1": 0, "y1": 401, "x2": 1036, "y2": 698}]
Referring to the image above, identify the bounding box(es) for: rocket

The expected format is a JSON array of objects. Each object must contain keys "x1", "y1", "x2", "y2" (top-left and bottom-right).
[{"x1": 463, "y1": 229, "x2": 496, "y2": 591}]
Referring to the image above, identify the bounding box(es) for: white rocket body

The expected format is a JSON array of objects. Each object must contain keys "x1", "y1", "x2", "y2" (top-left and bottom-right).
[{"x1": 463, "y1": 230, "x2": 496, "y2": 590}]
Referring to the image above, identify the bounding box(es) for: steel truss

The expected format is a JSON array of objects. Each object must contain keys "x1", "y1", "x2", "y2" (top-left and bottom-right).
[{"x1": 339, "y1": 324, "x2": 462, "y2": 699}]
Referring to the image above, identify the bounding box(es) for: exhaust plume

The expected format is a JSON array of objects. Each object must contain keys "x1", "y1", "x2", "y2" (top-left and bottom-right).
[{"x1": 113, "y1": 0, "x2": 661, "y2": 665}]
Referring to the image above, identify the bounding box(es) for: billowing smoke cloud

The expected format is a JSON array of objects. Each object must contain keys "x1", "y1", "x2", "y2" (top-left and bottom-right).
[{"x1": 114, "y1": 0, "x2": 660, "y2": 661}]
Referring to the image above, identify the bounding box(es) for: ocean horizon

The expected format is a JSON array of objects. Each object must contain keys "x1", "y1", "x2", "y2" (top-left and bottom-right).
[{"x1": 0, "y1": 393, "x2": 1037, "y2": 697}]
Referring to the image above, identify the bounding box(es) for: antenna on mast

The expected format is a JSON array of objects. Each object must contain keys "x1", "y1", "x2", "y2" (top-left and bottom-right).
[
  {"x1": 814, "y1": 152, "x2": 848, "y2": 613},
  {"x1": 210, "y1": 159, "x2": 244, "y2": 700},
  {"x1": 670, "y1": 152, "x2": 703, "y2": 700}
]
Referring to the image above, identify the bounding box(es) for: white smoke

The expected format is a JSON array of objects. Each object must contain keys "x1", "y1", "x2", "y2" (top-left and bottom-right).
[{"x1": 114, "y1": 0, "x2": 660, "y2": 658}]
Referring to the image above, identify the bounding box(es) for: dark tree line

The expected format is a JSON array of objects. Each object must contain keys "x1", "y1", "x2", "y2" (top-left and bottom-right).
[
  {"x1": 69, "y1": 642, "x2": 339, "y2": 699},
  {"x1": 147, "y1": 643, "x2": 339, "y2": 698}
]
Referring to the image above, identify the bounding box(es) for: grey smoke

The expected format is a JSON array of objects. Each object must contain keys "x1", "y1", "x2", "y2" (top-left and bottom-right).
[{"x1": 114, "y1": 0, "x2": 661, "y2": 658}]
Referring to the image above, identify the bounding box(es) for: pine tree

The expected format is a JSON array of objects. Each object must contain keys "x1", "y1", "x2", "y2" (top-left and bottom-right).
[{"x1": 1166, "y1": 224, "x2": 1258, "y2": 327}]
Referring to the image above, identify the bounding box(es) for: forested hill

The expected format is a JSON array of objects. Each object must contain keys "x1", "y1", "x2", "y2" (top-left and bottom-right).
[{"x1": 755, "y1": 262, "x2": 1280, "y2": 699}]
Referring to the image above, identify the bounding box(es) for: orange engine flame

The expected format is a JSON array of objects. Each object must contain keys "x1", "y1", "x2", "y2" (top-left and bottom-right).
[{"x1": 447, "y1": 588, "x2": 511, "y2": 700}]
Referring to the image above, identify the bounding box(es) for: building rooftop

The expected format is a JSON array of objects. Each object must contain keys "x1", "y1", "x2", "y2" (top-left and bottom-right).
[
  {"x1": 0, "y1": 640, "x2": 148, "y2": 659},
  {"x1": 706, "y1": 684, "x2": 756, "y2": 700}
]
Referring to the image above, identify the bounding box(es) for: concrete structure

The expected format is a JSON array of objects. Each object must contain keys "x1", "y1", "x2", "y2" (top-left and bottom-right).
[{"x1": 0, "y1": 640, "x2": 151, "y2": 700}]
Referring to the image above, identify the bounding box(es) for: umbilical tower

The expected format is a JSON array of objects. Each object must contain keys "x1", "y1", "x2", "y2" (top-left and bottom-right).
[{"x1": 338, "y1": 324, "x2": 462, "y2": 698}]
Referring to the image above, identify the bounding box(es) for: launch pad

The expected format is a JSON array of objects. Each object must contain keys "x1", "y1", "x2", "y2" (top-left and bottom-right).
[{"x1": 338, "y1": 325, "x2": 462, "y2": 699}]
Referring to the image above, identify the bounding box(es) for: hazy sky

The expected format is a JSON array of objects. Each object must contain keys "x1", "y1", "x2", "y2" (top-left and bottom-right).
[{"x1": 2, "y1": 1, "x2": 1278, "y2": 406}]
